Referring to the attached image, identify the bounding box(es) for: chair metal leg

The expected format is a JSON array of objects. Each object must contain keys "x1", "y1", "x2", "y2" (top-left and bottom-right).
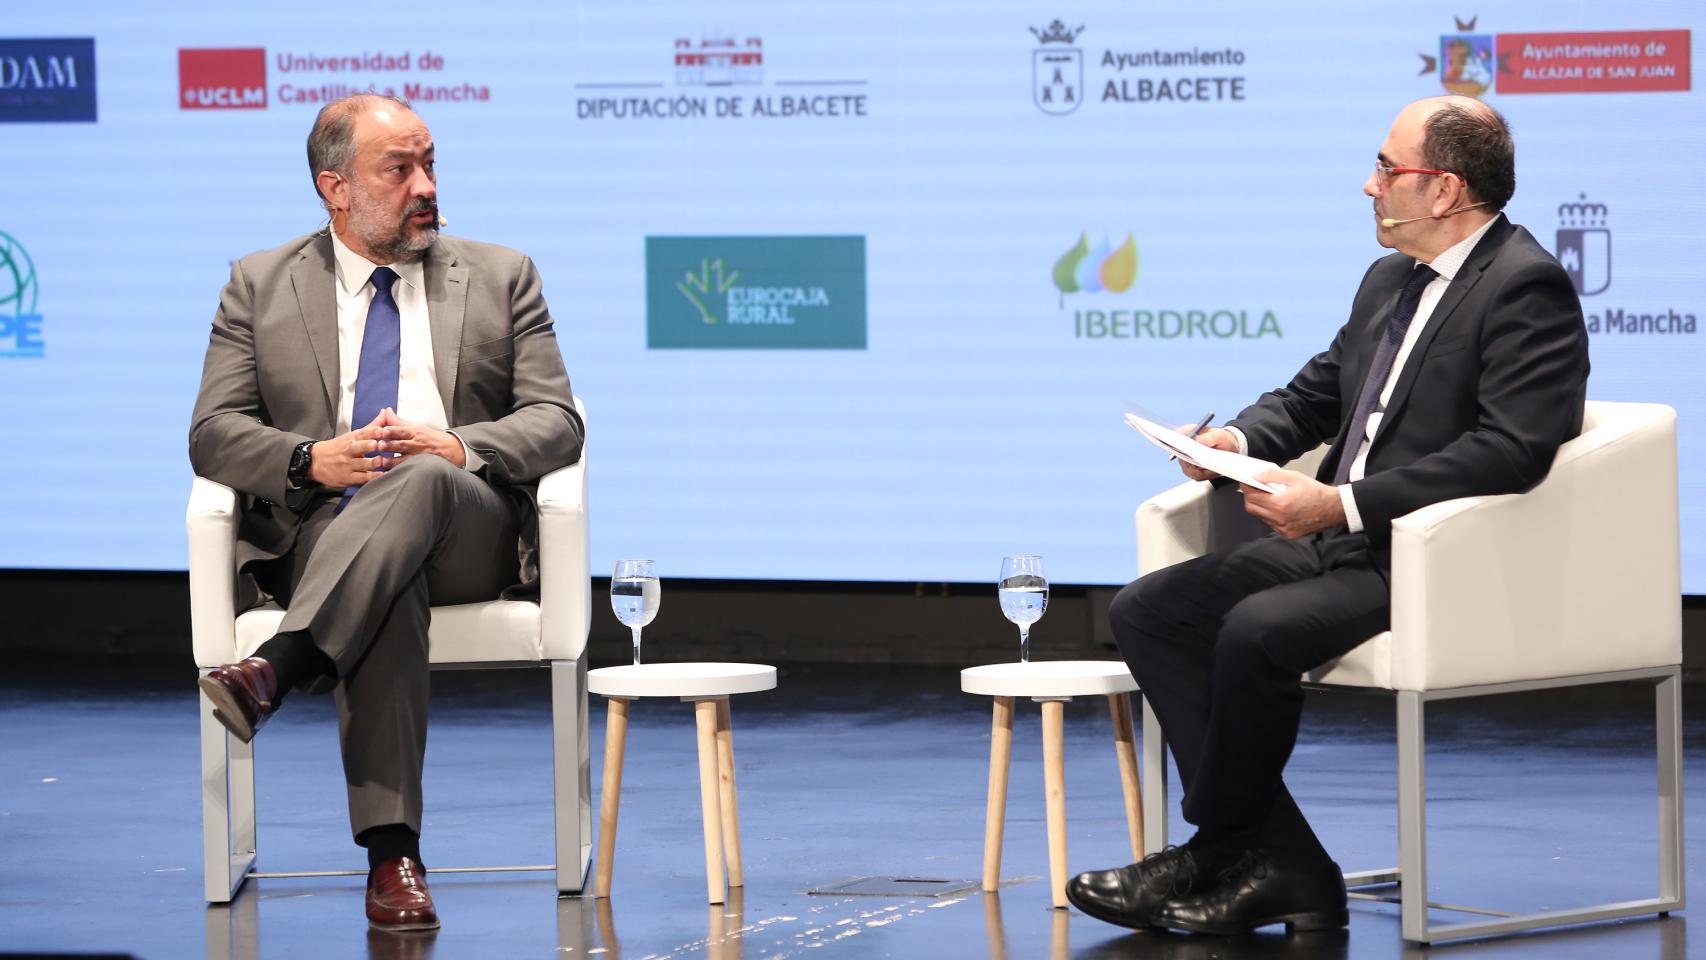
[
  {"x1": 1139, "y1": 694, "x2": 1168, "y2": 856},
  {"x1": 1656, "y1": 669, "x2": 1686, "y2": 907},
  {"x1": 200, "y1": 672, "x2": 256, "y2": 903},
  {"x1": 552, "y1": 658, "x2": 592, "y2": 894},
  {"x1": 1396, "y1": 690, "x2": 1429, "y2": 943}
]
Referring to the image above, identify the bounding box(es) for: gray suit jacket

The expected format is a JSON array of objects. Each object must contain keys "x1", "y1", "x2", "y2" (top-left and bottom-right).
[{"x1": 189, "y1": 230, "x2": 583, "y2": 584}]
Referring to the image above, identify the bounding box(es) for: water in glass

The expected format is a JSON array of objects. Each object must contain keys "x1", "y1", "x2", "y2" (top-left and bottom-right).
[
  {"x1": 998, "y1": 556, "x2": 1047, "y2": 663},
  {"x1": 611, "y1": 559, "x2": 659, "y2": 664}
]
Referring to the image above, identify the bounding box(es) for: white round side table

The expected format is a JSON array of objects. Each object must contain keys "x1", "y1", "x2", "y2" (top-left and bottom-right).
[
  {"x1": 961, "y1": 660, "x2": 1145, "y2": 909},
  {"x1": 589, "y1": 662, "x2": 777, "y2": 905}
]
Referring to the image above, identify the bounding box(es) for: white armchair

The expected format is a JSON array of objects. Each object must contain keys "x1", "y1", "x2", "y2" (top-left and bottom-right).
[
  {"x1": 1133, "y1": 400, "x2": 1683, "y2": 943},
  {"x1": 188, "y1": 398, "x2": 592, "y2": 903}
]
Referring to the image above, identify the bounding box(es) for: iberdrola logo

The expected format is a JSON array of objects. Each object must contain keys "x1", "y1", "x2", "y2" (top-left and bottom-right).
[{"x1": 1052, "y1": 233, "x2": 1137, "y2": 307}]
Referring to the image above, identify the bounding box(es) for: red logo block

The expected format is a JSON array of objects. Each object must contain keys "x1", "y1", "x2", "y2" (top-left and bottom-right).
[
  {"x1": 179, "y1": 48, "x2": 266, "y2": 109},
  {"x1": 1498, "y1": 30, "x2": 1690, "y2": 94}
]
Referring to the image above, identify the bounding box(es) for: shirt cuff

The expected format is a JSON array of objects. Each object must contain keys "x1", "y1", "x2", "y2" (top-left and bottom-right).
[
  {"x1": 1224, "y1": 425, "x2": 1250, "y2": 457},
  {"x1": 1339, "y1": 483, "x2": 1364, "y2": 534},
  {"x1": 447, "y1": 430, "x2": 484, "y2": 474}
]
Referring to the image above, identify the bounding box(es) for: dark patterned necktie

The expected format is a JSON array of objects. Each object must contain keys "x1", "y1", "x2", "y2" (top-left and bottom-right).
[
  {"x1": 1332, "y1": 265, "x2": 1439, "y2": 485},
  {"x1": 337, "y1": 267, "x2": 400, "y2": 513}
]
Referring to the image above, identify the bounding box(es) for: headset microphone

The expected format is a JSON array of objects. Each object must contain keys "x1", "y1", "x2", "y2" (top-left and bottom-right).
[
  {"x1": 437, "y1": 215, "x2": 448, "y2": 227},
  {"x1": 1381, "y1": 201, "x2": 1488, "y2": 228}
]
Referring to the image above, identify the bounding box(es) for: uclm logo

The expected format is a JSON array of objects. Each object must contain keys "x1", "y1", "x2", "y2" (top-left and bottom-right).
[{"x1": 179, "y1": 48, "x2": 266, "y2": 109}]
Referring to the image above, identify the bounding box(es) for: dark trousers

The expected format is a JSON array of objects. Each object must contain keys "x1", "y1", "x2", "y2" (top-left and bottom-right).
[
  {"x1": 1109, "y1": 530, "x2": 1389, "y2": 862},
  {"x1": 255, "y1": 455, "x2": 527, "y2": 839}
]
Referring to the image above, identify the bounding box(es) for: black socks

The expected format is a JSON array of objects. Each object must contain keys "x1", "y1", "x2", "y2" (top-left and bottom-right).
[
  {"x1": 357, "y1": 823, "x2": 423, "y2": 872},
  {"x1": 254, "y1": 630, "x2": 336, "y2": 695}
]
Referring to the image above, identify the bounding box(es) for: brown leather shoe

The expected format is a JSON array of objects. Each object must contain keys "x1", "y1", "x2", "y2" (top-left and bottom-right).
[
  {"x1": 198, "y1": 657, "x2": 283, "y2": 743},
  {"x1": 367, "y1": 857, "x2": 440, "y2": 932}
]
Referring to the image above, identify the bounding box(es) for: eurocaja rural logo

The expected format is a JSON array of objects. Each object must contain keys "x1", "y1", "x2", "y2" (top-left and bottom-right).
[{"x1": 646, "y1": 237, "x2": 867, "y2": 349}]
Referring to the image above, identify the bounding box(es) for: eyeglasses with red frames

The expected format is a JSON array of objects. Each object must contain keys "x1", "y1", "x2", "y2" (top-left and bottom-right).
[{"x1": 1374, "y1": 159, "x2": 1449, "y2": 182}]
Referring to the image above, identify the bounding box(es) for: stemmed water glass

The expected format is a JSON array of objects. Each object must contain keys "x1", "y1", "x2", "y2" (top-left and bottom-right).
[
  {"x1": 998, "y1": 555, "x2": 1048, "y2": 663},
  {"x1": 611, "y1": 559, "x2": 660, "y2": 665}
]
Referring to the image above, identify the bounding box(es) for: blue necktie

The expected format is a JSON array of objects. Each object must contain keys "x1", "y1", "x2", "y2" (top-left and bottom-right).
[
  {"x1": 1332, "y1": 265, "x2": 1438, "y2": 486},
  {"x1": 338, "y1": 266, "x2": 401, "y2": 513}
]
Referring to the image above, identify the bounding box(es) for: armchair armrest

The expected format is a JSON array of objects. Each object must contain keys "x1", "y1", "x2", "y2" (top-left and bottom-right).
[
  {"x1": 537, "y1": 397, "x2": 590, "y2": 662},
  {"x1": 187, "y1": 477, "x2": 241, "y2": 667},
  {"x1": 1386, "y1": 402, "x2": 1680, "y2": 690}
]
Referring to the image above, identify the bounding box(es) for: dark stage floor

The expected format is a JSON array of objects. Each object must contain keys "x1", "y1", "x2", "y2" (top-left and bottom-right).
[{"x1": 0, "y1": 658, "x2": 1700, "y2": 959}]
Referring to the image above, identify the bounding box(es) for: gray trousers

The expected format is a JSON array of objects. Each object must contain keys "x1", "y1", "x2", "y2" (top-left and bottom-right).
[{"x1": 257, "y1": 454, "x2": 526, "y2": 840}]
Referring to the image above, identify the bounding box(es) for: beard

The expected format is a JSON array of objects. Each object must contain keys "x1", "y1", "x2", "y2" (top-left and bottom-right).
[{"x1": 346, "y1": 178, "x2": 438, "y2": 264}]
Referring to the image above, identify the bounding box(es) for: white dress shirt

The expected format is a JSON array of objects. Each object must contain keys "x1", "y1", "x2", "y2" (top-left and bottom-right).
[
  {"x1": 329, "y1": 230, "x2": 476, "y2": 469},
  {"x1": 1229, "y1": 216, "x2": 1499, "y2": 533}
]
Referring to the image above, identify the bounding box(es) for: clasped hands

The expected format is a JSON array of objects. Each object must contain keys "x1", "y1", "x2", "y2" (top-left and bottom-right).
[
  {"x1": 1177, "y1": 426, "x2": 1347, "y2": 540},
  {"x1": 308, "y1": 408, "x2": 465, "y2": 488}
]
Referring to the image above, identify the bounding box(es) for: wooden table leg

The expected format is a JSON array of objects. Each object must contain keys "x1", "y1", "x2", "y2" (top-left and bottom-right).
[
  {"x1": 714, "y1": 698, "x2": 744, "y2": 888},
  {"x1": 594, "y1": 697, "x2": 630, "y2": 898},
  {"x1": 982, "y1": 696, "x2": 1015, "y2": 892},
  {"x1": 1108, "y1": 693, "x2": 1145, "y2": 861},
  {"x1": 1041, "y1": 699, "x2": 1068, "y2": 909},
  {"x1": 694, "y1": 698, "x2": 728, "y2": 904}
]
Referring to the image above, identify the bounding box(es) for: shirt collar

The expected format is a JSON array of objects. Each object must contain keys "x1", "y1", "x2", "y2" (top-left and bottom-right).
[
  {"x1": 329, "y1": 228, "x2": 426, "y2": 297},
  {"x1": 1418, "y1": 214, "x2": 1500, "y2": 282}
]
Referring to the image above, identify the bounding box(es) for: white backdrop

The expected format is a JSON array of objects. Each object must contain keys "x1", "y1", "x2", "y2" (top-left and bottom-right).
[{"x1": 2, "y1": 1, "x2": 1701, "y2": 587}]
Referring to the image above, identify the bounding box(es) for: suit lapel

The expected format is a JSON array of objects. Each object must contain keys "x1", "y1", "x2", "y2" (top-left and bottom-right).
[
  {"x1": 289, "y1": 234, "x2": 339, "y2": 432},
  {"x1": 1381, "y1": 218, "x2": 1513, "y2": 425},
  {"x1": 425, "y1": 241, "x2": 467, "y2": 421}
]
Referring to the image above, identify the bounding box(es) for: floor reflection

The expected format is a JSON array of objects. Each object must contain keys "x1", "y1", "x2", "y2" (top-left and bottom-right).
[
  {"x1": 556, "y1": 887, "x2": 748, "y2": 959},
  {"x1": 204, "y1": 884, "x2": 441, "y2": 960}
]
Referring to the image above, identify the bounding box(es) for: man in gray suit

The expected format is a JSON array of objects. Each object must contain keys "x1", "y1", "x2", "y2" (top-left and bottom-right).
[{"x1": 191, "y1": 93, "x2": 582, "y2": 931}]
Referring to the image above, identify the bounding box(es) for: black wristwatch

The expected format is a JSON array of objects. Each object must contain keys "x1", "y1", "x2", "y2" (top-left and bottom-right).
[{"x1": 287, "y1": 439, "x2": 318, "y2": 489}]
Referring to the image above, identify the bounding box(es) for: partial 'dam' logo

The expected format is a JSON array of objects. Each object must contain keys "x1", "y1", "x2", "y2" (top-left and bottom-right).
[
  {"x1": 1415, "y1": 16, "x2": 1689, "y2": 96},
  {"x1": 0, "y1": 38, "x2": 96, "y2": 122},
  {"x1": 180, "y1": 48, "x2": 266, "y2": 109},
  {"x1": 1052, "y1": 233, "x2": 1137, "y2": 305},
  {"x1": 0, "y1": 230, "x2": 42, "y2": 358},
  {"x1": 1555, "y1": 193, "x2": 1609, "y2": 297},
  {"x1": 1031, "y1": 20, "x2": 1084, "y2": 115}
]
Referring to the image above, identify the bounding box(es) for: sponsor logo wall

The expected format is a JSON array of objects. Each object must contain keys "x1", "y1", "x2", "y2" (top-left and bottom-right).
[{"x1": 0, "y1": 3, "x2": 1703, "y2": 590}]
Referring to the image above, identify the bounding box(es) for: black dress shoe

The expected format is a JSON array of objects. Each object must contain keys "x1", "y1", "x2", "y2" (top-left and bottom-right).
[
  {"x1": 1066, "y1": 845, "x2": 1202, "y2": 929},
  {"x1": 1154, "y1": 848, "x2": 1347, "y2": 935}
]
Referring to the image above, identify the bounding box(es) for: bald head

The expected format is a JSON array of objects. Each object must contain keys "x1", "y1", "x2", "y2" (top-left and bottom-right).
[
  {"x1": 307, "y1": 93, "x2": 418, "y2": 210},
  {"x1": 1410, "y1": 95, "x2": 1515, "y2": 212}
]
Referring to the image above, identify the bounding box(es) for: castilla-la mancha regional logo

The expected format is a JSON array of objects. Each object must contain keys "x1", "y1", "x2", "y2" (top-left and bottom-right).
[
  {"x1": 1031, "y1": 20, "x2": 1084, "y2": 115},
  {"x1": 1556, "y1": 193, "x2": 1610, "y2": 297}
]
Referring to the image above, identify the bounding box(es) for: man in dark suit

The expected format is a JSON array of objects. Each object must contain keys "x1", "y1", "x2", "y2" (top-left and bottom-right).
[
  {"x1": 1067, "y1": 96, "x2": 1590, "y2": 934},
  {"x1": 189, "y1": 94, "x2": 582, "y2": 931}
]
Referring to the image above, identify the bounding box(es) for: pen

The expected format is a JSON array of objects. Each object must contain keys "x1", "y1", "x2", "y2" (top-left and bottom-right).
[{"x1": 1169, "y1": 412, "x2": 1215, "y2": 462}]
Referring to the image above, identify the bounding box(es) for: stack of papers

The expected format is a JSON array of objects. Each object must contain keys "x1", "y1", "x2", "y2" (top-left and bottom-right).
[{"x1": 1123, "y1": 412, "x2": 1283, "y2": 493}]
